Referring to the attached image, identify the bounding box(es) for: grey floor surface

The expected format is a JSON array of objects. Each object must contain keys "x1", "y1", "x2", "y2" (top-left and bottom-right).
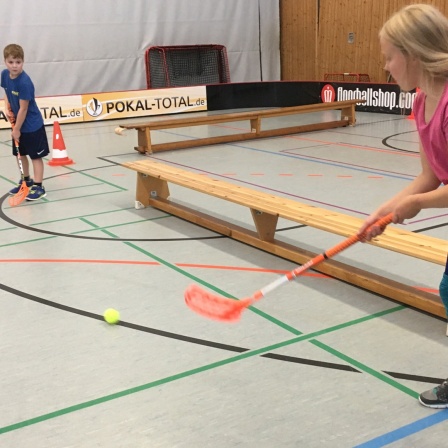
[{"x1": 0, "y1": 109, "x2": 447, "y2": 447}]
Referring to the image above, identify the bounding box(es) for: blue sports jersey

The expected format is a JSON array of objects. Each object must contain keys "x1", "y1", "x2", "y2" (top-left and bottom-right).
[{"x1": 1, "y1": 69, "x2": 43, "y2": 132}]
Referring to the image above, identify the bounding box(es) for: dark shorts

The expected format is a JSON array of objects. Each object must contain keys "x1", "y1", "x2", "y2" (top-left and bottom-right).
[{"x1": 12, "y1": 126, "x2": 50, "y2": 160}]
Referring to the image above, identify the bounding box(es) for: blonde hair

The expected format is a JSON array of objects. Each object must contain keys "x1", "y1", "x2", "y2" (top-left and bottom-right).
[
  {"x1": 3, "y1": 44, "x2": 24, "y2": 60},
  {"x1": 380, "y1": 4, "x2": 448, "y2": 79}
]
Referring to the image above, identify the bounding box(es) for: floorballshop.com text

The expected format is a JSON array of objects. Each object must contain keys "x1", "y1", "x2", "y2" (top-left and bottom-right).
[{"x1": 337, "y1": 87, "x2": 417, "y2": 110}]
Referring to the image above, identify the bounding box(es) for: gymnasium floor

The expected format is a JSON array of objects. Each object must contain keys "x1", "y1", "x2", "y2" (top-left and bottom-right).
[{"x1": 0, "y1": 108, "x2": 447, "y2": 447}]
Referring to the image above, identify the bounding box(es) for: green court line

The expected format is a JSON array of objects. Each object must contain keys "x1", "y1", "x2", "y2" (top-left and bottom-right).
[
  {"x1": 103, "y1": 229, "x2": 417, "y2": 402},
  {"x1": 100, "y1": 226, "x2": 411, "y2": 378},
  {"x1": 0, "y1": 208, "x2": 415, "y2": 435},
  {"x1": 0, "y1": 226, "x2": 20, "y2": 233},
  {"x1": 0, "y1": 174, "x2": 19, "y2": 186},
  {"x1": 0, "y1": 215, "x2": 171, "y2": 248},
  {"x1": 310, "y1": 340, "x2": 418, "y2": 398},
  {"x1": 1, "y1": 190, "x2": 122, "y2": 210},
  {"x1": 48, "y1": 182, "x2": 105, "y2": 192},
  {"x1": 91, "y1": 222, "x2": 300, "y2": 331},
  {"x1": 119, "y1": 235, "x2": 304, "y2": 334},
  {"x1": 1, "y1": 165, "x2": 126, "y2": 210},
  {"x1": 0, "y1": 207, "x2": 167, "y2": 234},
  {"x1": 21, "y1": 190, "x2": 121, "y2": 205},
  {"x1": 76, "y1": 216, "x2": 170, "y2": 234},
  {"x1": 0, "y1": 171, "x2": 124, "y2": 193},
  {"x1": 0, "y1": 235, "x2": 57, "y2": 248},
  {"x1": 33, "y1": 206, "x2": 138, "y2": 226},
  {"x1": 55, "y1": 165, "x2": 127, "y2": 191},
  {"x1": 0, "y1": 306, "x2": 405, "y2": 436}
]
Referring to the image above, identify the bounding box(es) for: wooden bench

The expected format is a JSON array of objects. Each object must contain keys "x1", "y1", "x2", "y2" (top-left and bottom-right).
[
  {"x1": 115, "y1": 100, "x2": 364, "y2": 155},
  {"x1": 122, "y1": 159, "x2": 447, "y2": 318}
]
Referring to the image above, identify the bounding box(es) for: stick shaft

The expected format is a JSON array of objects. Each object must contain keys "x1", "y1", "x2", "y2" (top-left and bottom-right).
[{"x1": 253, "y1": 214, "x2": 393, "y2": 301}]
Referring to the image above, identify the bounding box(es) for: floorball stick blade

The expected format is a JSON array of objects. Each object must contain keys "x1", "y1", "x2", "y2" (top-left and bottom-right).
[
  {"x1": 8, "y1": 182, "x2": 29, "y2": 207},
  {"x1": 184, "y1": 284, "x2": 252, "y2": 322}
]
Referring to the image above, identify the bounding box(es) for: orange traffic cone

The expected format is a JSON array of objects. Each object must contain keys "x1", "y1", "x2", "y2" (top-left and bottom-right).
[{"x1": 48, "y1": 121, "x2": 74, "y2": 166}]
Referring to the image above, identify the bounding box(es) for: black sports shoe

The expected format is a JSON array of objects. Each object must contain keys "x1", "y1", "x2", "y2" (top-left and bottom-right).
[{"x1": 419, "y1": 379, "x2": 448, "y2": 408}]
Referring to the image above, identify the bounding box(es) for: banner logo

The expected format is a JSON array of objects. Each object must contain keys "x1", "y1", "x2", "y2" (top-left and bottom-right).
[
  {"x1": 321, "y1": 84, "x2": 335, "y2": 102},
  {"x1": 86, "y1": 98, "x2": 103, "y2": 117}
]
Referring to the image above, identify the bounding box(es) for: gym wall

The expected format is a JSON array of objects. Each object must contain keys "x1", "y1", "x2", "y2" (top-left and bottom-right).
[
  {"x1": 281, "y1": 0, "x2": 448, "y2": 82},
  {"x1": 0, "y1": 0, "x2": 280, "y2": 96}
]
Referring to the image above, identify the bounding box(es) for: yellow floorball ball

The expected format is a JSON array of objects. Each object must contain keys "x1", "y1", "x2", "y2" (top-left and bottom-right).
[{"x1": 103, "y1": 308, "x2": 120, "y2": 325}]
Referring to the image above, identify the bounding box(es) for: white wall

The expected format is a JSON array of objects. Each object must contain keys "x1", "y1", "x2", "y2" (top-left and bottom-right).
[{"x1": 0, "y1": 0, "x2": 280, "y2": 96}]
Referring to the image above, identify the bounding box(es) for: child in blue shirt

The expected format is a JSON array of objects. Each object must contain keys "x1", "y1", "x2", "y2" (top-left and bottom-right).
[{"x1": 1, "y1": 44, "x2": 49, "y2": 200}]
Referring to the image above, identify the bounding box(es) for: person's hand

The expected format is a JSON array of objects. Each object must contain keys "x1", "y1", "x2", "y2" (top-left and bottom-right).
[
  {"x1": 357, "y1": 210, "x2": 390, "y2": 241},
  {"x1": 393, "y1": 196, "x2": 421, "y2": 223},
  {"x1": 11, "y1": 128, "x2": 20, "y2": 143},
  {"x1": 6, "y1": 110, "x2": 14, "y2": 123},
  {"x1": 358, "y1": 217, "x2": 385, "y2": 241},
  {"x1": 358, "y1": 197, "x2": 420, "y2": 241}
]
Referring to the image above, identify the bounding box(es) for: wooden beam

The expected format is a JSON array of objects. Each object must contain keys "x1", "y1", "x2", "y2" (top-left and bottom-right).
[
  {"x1": 123, "y1": 160, "x2": 448, "y2": 266},
  {"x1": 117, "y1": 100, "x2": 365, "y2": 155}
]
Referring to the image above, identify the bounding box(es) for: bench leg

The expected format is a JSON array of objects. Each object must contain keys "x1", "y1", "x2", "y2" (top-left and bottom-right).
[
  {"x1": 251, "y1": 209, "x2": 278, "y2": 241},
  {"x1": 341, "y1": 104, "x2": 356, "y2": 125},
  {"x1": 250, "y1": 117, "x2": 261, "y2": 135},
  {"x1": 135, "y1": 173, "x2": 170, "y2": 208},
  {"x1": 135, "y1": 128, "x2": 152, "y2": 155}
]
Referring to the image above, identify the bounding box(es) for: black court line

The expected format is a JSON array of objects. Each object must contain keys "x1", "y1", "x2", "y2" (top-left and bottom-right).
[
  {"x1": 0, "y1": 281, "x2": 443, "y2": 384},
  {"x1": 2, "y1": 169, "x2": 445, "y2": 386},
  {"x1": 0, "y1": 192, "x2": 306, "y2": 242},
  {"x1": 382, "y1": 131, "x2": 419, "y2": 152},
  {"x1": 413, "y1": 222, "x2": 448, "y2": 232}
]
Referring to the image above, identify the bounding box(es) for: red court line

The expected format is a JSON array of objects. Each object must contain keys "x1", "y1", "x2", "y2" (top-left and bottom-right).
[
  {"x1": 0, "y1": 259, "x2": 160, "y2": 265},
  {"x1": 285, "y1": 134, "x2": 419, "y2": 157},
  {"x1": 211, "y1": 122, "x2": 419, "y2": 157},
  {"x1": 415, "y1": 286, "x2": 438, "y2": 294},
  {"x1": 1, "y1": 259, "x2": 433, "y2": 292},
  {"x1": 0, "y1": 259, "x2": 327, "y2": 278},
  {"x1": 177, "y1": 263, "x2": 328, "y2": 278}
]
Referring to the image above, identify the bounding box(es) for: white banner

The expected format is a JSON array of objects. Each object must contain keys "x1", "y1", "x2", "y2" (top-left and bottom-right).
[
  {"x1": 0, "y1": 86, "x2": 207, "y2": 129},
  {"x1": 82, "y1": 87, "x2": 207, "y2": 122}
]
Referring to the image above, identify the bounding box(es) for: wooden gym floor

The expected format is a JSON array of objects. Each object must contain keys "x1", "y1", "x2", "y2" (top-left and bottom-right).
[{"x1": 0, "y1": 108, "x2": 447, "y2": 447}]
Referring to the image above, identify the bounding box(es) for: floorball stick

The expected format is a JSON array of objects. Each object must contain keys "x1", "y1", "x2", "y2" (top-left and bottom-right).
[
  {"x1": 8, "y1": 110, "x2": 30, "y2": 207},
  {"x1": 184, "y1": 213, "x2": 393, "y2": 322}
]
